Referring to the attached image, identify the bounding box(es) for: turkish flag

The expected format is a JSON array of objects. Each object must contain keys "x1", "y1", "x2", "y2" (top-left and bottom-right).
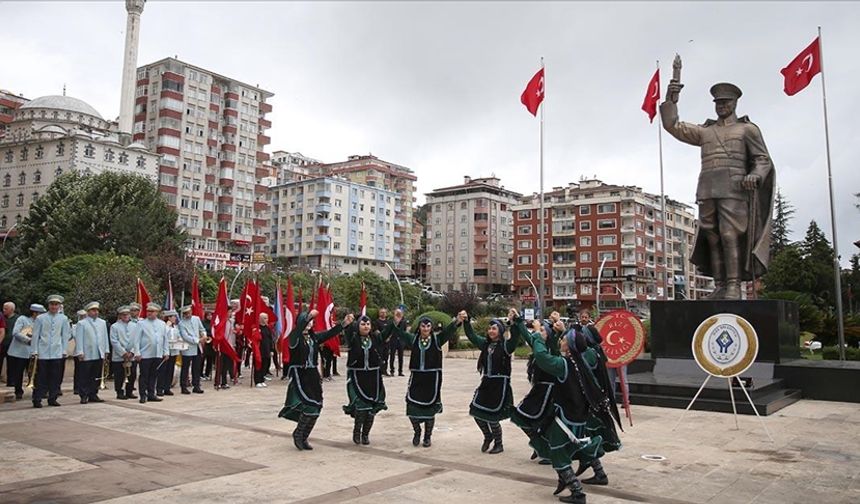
[
  {"x1": 641, "y1": 69, "x2": 660, "y2": 122},
  {"x1": 212, "y1": 278, "x2": 240, "y2": 363},
  {"x1": 136, "y1": 278, "x2": 151, "y2": 311},
  {"x1": 191, "y1": 273, "x2": 204, "y2": 319},
  {"x1": 360, "y1": 282, "x2": 367, "y2": 317},
  {"x1": 241, "y1": 280, "x2": 263, "y2": 370},
  {"x1": 781, "y1": 37, "x2": 821, "y2": 96},
  {"x1": 520, "y1": 67, "x2": 545, "y2": 116},
  {"x1": 317, "y1": 285, "x2": 340, "y2": 357}
]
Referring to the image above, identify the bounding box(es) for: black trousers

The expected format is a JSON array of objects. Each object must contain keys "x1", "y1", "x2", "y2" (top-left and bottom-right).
[
  {"x1": 202, "y1": 343, "x2": 216, "y2": 377},
  {"x1": 321, "y1": 347, "x2": 338, "y2": 378},
  {"x1": 379, "y1": 344, "x2": 389, "y2": 373},
  {"x1": 112, "y1": 361, "x2": 137, "y2": 396},
  {"x1": 217, "y1": 354, "x2": 235, "y2": 386},
  {"x1": 180, "y1": 354, "x2": 201, "y2": 390},
  {"x1": 73, "y1": 357, "x2": 80, "y2": 394},
  {"x1": 389, "y1": 343, "x2": 404, "y2": 374},
  {"x1": 33, "y1": 358, "x2": 63, "y2": 402},
  {"x1": 157, "y1": 355, "x2": 177, "y2": 393},
  {"x1": 254, "y1": 347, "x2": 271, "y2": 384},
  {"x1": 0, "y1": 348, "x2": 7, "y2": 384},
  {"x1": 7, "y1": 355, "x2": 28, "y2": 396},
  {"x1": 138, "y1": 358, "x2": 160, "y2": 400},
  {"x1": 79, "y1": 359, "x2": 103, "y2": 399}
]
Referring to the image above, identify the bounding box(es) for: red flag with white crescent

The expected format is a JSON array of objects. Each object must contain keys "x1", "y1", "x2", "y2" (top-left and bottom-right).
[
  {"x1": 212, "y1": 278, "x2": 240, "y2": 363},
  {"x1": 360, "y1": 282, "x2": 367, "y2": 317},
  {"x1": 191, "y1": 273, "x2": 204, "y2": 319},
  {"x1": 641, "y1": 68, "x2": 660, "y2": 122},
  {"x1": 780, "y1": 36, "x2": 821, "y2": 96}
]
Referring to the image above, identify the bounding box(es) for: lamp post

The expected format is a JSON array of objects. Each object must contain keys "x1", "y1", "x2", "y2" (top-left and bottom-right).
[
  {"x1": 2, "y1": 222, "x2": 19, "y2": 248},
  {"x1": 384, "y1": 261, "x2": 404, "y2": 305},
  {"x1": 595, "y1": 256, "x2": 608, "y2": 316}
]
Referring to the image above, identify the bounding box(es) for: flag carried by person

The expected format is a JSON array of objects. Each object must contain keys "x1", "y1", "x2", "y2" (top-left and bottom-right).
[
  {"x1": 212, "y1": 277, "x2": 241, "y2": 364},
  {"x1": 316, "y1": 283, "x2": 340, "y2": 357},
  {"x1": 520, "y1": 66, "x2": 545, "y2": 116},
  {"x1": 360, "y1": 282, "x2": 368, "y2": 317},
  {"x1": 280, "y1": 279, "x2": 296, "y2": 364},
  {"x1": 781, "y1": 36, "x2": 822, "y2": 96},
  {"x1": 241, "y1": 280, "x2": 263, "y2": 371},
  {"x1": 136, "y1": 278, "x2": 151, "y2": 310},
  {"x1": 165, "y1": 275, "x2": 175, "y2": 311},
  {"x1": 191, "y1": 273, "x2": 204, "y2": 319},
  {"x1": 641, "y1": 68, "x2": 660, "y2": 122}
]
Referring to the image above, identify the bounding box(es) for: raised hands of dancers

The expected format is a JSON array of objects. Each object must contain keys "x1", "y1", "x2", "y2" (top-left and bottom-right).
[
  {"x1": 393, "y1": 308, "x2": 404, "y2": 325},
  {"x1": 456, "y1": 310, "x2": 468, "y2": 323},
  {"x1": 507, "y1": 307, "x2": 519, "y2": 321},
  {"x1": 308, "y1": 309, "x2": 319, "y2": 319},
  {"x1": 342, "y1": 313, "x2": 355, "y2": 326},
  {"x1": 552, "y1": 320, "x2": 565, "y2": 334}
]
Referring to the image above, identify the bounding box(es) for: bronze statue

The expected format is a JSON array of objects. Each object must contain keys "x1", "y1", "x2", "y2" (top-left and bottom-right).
[{"x1": 661, "y1": 55, "x2": 774, "y2": 300}]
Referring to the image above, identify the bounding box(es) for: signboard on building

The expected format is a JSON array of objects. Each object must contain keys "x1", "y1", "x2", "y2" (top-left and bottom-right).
[{"x1": 187, "y1": 250, "x2": 230, "y2": 262}]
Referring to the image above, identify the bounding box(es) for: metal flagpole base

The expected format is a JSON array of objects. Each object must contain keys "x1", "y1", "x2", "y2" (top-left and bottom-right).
[{"x1": 671, "y1": 374, "x2": 711, "y2": 432}]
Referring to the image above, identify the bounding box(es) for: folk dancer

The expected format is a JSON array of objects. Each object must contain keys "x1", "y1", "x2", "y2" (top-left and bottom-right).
[
  {"x1": 178, "y1": 305, "x2": 206, "y2": 394},
  {"x1": 7, "y1": 304, "x2": 45, "y2": 400},
  {"x1": 342, "y1": 315, "x2": 388, "y2": 445},
  {"x1": 278, "y1": 309, "x2": 352, "y2": 451},
  {"x1": 131, "y1": 303, "x2": 169, "y2": 404},
  {"x1": 385, "y1": 309, "x2": 462, "y2": 448},
  {"x1": 109, "y1": 306, "x2": 137, "y2": 400},
  {"x1": 157, "y1": 310, "x2": 181, "y2": 396},
  {"x1": 30, "y1": 295, "x2": 72, "y2": 408},
  {"x1": 463, "y1": 309, "x2": 520, "y2": 454}
]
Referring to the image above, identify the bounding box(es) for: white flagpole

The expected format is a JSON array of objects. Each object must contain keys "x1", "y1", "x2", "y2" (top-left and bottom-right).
[
  {"x1": 817, "y1": 26, "x2": 846, "y2": 360},
  {"x1": 538, "y1": 57, "x2": 546, "y2": 317},
  {"x1": 657, "y1": 60, "x2": 669, "y2": 300}
]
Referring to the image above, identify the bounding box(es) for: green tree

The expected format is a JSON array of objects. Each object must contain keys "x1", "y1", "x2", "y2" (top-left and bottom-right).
[
  {"x1": 801, "y1": 220, "x2": 837, "y2": 308},
  {"x1": 14, "y1": 171, "x2": 185, "y2": 275},
  {"x1": 762, "y1": 245, "x2": 815, "y2": 294},
  {"x1": 770, "y1": 188, "x2": 794, "y2": 260}
]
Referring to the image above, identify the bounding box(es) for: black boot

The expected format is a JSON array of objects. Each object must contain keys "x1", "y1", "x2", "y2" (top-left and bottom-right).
[
  {"x1": 582, "y1": 459, "x2": 608, "y2": 486},
  {"x1": 423, "y1": 419, "x2": 434, "y2": 447},
  {"x1": 488, "y1": 422, "x2": 504, "y2": 454},
  {"x1": 475, "y1": 418, "x2": 492, "y2": 453},
  {"x1": 361, "y1": 413, "x2": 374, "y2": 445},
  {"x1": 353, "y1": 412, "x2": 365, "y2": 445},
  {"x1": 557, "y1": 467, "x2": 587, "y2": 504},
  {"x1": 293, "y1": 415, "x2": 308, "y2": 450},
  {"x1": 302, "y1": 415, "x2": 317, "y2": 450},
  {"x1": 575, "y1": 460, "x2": 591, "y2": 476},
  {"x1": 411, "y1": 419, "x2": 422, "y2": 447}
]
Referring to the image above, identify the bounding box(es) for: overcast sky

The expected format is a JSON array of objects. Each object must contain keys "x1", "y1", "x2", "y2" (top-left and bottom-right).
[{"x1": 3, "y1": 1, "x2": 859, "y2": 263}]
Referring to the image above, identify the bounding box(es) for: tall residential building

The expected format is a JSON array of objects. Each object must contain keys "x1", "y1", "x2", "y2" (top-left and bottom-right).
[
  {"x1": 134, "y1": 57, "x2": 274, "y2": 269},
  {"x1": 426, "y1": 176, "x2": 521, "y2": 295},
  {"x1": 512, "y1": 178, "x2": 713, "y2": 316},
  {"x1": 0, "y1": 95, "x2": 159, "y2": 236},
  {"x1": 0, "y1": 90, "x2": 29, "y2": 141},
  {"x1": 308, "y1": 155, "x2": 417, "y2": 276},
  {"x1": 270, "y1": 176, "x2": 397, "y2": 278},
  {"x1": 271, "y1": 150, "x2": 319, "y2": 184}
]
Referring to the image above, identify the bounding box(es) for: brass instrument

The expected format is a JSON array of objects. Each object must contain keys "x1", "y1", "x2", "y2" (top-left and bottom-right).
[
  {"x1": 122, "y1": 359, "x2": 132, "y2": 386},
  {"x1": 99, "y1": 357, "x2": 109, "y2": 390},
  {"x1": 26, "y1": 356, "x2": 38, "y2": 389}
]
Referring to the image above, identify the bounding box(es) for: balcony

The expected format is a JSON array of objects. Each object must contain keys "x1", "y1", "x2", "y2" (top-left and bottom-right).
[
  {"x1": 205, "y1": 174, "x2": 215, "y2": 184},
  {"x1": 316, "y1": 189, "x2": 332, "y2": 198},
  {"x1": 219, "y1": 178, "x2": 234, "y2": 188},
  {"x1": 258, "y1": 134, "x2": 271, "y2": 146},
  {"x1": 253, "y1": 201, "x2": 269, "y2": 211},
  {"x1": 554, "y1": 226, "x2": 576, "y2": 236},
  {"x1": 217, "y1": 213, "x2": 232, "y2": 222},
  {"x1": 261, "y1": 102, "x2": 272, "y2": 113},
  {"x1": 553, "y1": 276, "x2": 576, "y2": 284},
  {"x1": 553, "y1": 241, "x2": 576, "y2": 252},
  {"x1": 253, "y1": 218, "x2": 268, "y2": 227},
  {"x1": 474, "y1": 220, "x2": 489, "y2": 228},
  {"x1": 255, "y1": 166, "x2": 269, "y2": 178},
  {"x1": 622, "y1": 256, "x2": 636, "y2": 266},
  {"x1": 216, "y1": 231, "x2": 231, "y2": 240},
  {"x1": 259, "y1": 118, "x2": 271, "y2": 128},
  {"x1": 475, "y1": 234, "x2": 488, "y2": 242},
  {"x1": 315, "y1": 217, "x2": 331, "y2": 227},
  {"x1": 203, "y1": 210, "x2": 214, "y2": 219},
  {"x1": 223, "y1": 124, "x2": 237, "y2": 134},
  {"x1": 316, "y1": 203, "x2": 332, "y2": 213},
  {"x1": 621, "y1": 241, "x2": 635, "y2": 249},
  {"x1": 218, "y1": 195, "x2": 233, "y2": 204}
]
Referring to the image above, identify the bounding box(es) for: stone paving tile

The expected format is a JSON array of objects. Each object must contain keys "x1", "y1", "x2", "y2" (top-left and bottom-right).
[{"x1": 1, "y1": 358, "x2": 858, "y2": 504}]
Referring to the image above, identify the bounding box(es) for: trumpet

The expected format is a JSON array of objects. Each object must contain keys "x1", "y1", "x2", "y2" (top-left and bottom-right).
[
  {"x1": 122, "y1": 358, "x2": 132, "y2": 386},
  {"x1": 26, "y1": 356, "x2": 38, "y2": 390}
]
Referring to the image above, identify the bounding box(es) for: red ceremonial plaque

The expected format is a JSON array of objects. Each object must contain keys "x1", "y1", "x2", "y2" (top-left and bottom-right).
[{"x1": 594, "y1": 310, "x2": 646, "y2": 368}]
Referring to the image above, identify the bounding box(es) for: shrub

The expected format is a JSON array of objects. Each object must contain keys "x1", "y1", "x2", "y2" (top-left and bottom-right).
[{"x1": 822, "y1": 346, "x2": 860, "y2": 361}]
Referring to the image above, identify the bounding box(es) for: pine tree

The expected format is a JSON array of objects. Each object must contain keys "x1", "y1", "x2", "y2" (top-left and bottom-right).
[
  {"x1": 770, "y1": 188, "x2": 794, "y2": 260},
  {"x1": 801, "y1": 220, "x2": 837, "y2": 308}
]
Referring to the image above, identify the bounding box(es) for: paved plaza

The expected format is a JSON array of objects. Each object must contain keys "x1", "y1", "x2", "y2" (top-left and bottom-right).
[{"x1": 1, "y1": 358, "x2": 858, "y2": 504}]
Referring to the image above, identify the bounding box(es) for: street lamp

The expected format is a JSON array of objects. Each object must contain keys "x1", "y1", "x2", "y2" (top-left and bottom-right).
[
  {"x1": 2, "y1": 222, "x2": 19, "y2": 248},
  {"x1": 384, "y1": 261, "x2": 404, "y2": 305},
  {"x1": 595, "y1": 257, "x2": 608, "y2": 316}
]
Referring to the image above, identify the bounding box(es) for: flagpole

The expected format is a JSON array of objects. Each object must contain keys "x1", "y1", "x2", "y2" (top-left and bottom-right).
[
  {"x1": 538, "y1": 56, "x2": 546, "y2": 317},
  {"x1": 817, "y1": 26, "x2": 846, "y2": 361},
  {"x1": 657, "y1": 59, "x2": 669, "y2": 301}
]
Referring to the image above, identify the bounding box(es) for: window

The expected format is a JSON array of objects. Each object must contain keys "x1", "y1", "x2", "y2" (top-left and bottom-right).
[
  {"x1": 598, "y1": 251, "x2": 617, "y2": 261},
  {"x1": 136, "y1": 156, "x2": 146, "y2": 168},
  {"x1": 517, "y1": 255, "x2": 533, "y2": 265},
  {"x1": 1, "y1": 194, "x2": 7, "y2": 207},
  {"x1": 3, "y1": 174, "x2": 10, "y2": 187},
  {"x1": 33, "y1": 170, "x2": 41, "y2": 184},
  {"x1": 518, "y1": 240, "x2": 532, "y2": 249},
  {"x1": 18, "y1": 172, "x2": 25, "y2": 186},
  {"x1": 598, "y1": 235, "x2": 617, "y2": 246},
  {"x1": 579, "y1": 221, "x2": 591, "y2": 231},
  {"x1": 16, "y1": 193, "x2": 24, "y2": 206},
  {"x1": 597, "y1": 203, "x2": 616, "y2": 214},
  {"x1": 517, "y1": 225, "x2": 532, "y2": 235},
  {"x1": 4, "y1": 150, "x2": 13, "y2": 163},
  {"x1": 597, "y1": 219, "x2": 616, "y2": 230},
  {"x1": 20, "y1": 147, "x2": 28, "y2": 161},
  {"x1": 579, "y1": 205, "x2": 591, "y2": 215},
  {"x1": 579, "y1": 236, "x2": 591, "y2": 247},
  {"x1": 580, "y1": 252, "x2": 592, "y2": 263},
  {"x1": 35, "y1": 146, "x2": 44, "y2": 160},
  {"x1": 581, "y1": 284, "x2": 593, "y2": 295},
  {"x1": 56, "y1": 143, "x2": 65, "y2": 156},
  {"x1": 55, "y1": 167, "x2": 62, "y2": 177},
  {"x1": 460, "y1": 202, "x2": 467, "y2": 209},
  {"x1": 580, "y1": 268, "x2": 592, "y2": 277},
  {"x1": 104, "y1": 149, "x2": 115, "y2": 162},
  {"x1": 84, "y1": 144, "x2": 95, "y2": 158},
  {"x1": 0, "y1": 216, "x2": 5, "y2": 227}
]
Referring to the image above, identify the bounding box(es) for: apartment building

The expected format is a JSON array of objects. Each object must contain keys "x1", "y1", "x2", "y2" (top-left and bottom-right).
[
  {"x1": 426, "y1": 176, "x2": 521, "y2": 295},
  {"x1": 512, "y1": 178, "x2": 713, "y2": 315},
  {"x1": 134, "y1": 57, "x2": 273, "y2": 269},
  {"x1": 270, "y1": 176, "x2": 397, "y2": 278}
]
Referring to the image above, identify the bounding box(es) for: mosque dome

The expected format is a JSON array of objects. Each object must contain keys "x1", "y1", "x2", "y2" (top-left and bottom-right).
[{"x1": 19, "y1": 95, "x2": 104, "y2": 121}]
